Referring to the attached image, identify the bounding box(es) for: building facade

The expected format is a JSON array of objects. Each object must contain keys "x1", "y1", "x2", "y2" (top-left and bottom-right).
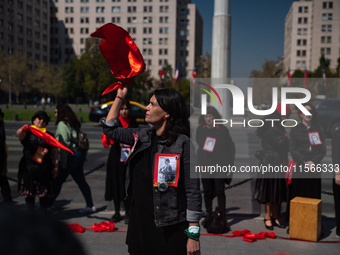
[
  {"x1": 284, "y1": 0, "x2": 340, "y2": 74},
  {"x1": 0, "y1": 0, "x2": 51, "y2": 63},
  {"x1": 50, "y1": 0, "x2": 203, "y2": 79}
]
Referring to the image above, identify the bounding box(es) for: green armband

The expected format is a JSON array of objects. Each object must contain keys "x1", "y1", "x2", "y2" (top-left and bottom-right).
[{"x1": 184, "y1": 225, "x2": 200, "y2": 241}]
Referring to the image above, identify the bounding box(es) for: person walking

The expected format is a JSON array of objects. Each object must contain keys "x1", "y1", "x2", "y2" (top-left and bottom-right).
[
  {"x1": 253, "y1": 104, "x2": 290, "y2": 230},
  {"x1": 103, "y1": 100, "x2": 138, "y2": 223},
  {"x1": 0, "y1": 109, "x2": 12, "y2": 203},
  {"x1": 101, "y1": 87, "x2": 202, "y2": 255},
  {"x1": 16, "y1": 111, "x2": 59, "y2": 210},
  {"x1": 49, "y1": 104, "x2": 95, "y2": 213}
]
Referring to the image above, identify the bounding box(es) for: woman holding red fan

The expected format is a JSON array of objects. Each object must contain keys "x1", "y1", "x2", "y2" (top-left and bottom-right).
[{"x1": 16, "y1": 111, "x2": 59, "y2": 210}]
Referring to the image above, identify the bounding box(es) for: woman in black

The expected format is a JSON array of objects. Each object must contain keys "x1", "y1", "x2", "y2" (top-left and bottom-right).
[
  {"x1": 287, "y1": 103, "x2": 326, "y2": 223},
  {"x1": 101, "y1": 87, "x2": 202, "y2": 255},
  {"x1": 331, "y1": 127, "x2": 340, "y2": 238},
  {"x1": 16, "y1": 111, "x2": 59, "y2": 210},
  {"x1": 103, "y1": 100, "x2": 138, "y2": 223},
  {"x1": 196, "y1": 106, "x2": 234, "y2": 233},
  {"x1": 253, "y1": 104, "x2": 290, "y2": 230}
]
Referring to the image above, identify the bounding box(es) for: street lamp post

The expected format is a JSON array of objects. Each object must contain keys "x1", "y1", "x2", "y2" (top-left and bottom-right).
[{"x1": 22, "y1": 82, "x2": 26, "y2": 109}]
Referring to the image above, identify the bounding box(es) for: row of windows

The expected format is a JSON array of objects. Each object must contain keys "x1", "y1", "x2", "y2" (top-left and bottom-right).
[
  {"x1": 142, "y1": 49, "x2": 168, "y2": 55},
  {"x1": 321, "y1": 25, "x2": 332, "y2": 32},
  {"x1": 298, "y1": 17, "x2": 308, "y2": 24},
  {"x1": 321, "y1": 36, "x2": 331, "y2": 43},
  {"x1": 298, "y1": 6, "x2": 308, "y2": 13},
  {"x1": 321, "y1": 13, "x2": 333, "y2": 20},
  {"x1": 296, "y1": 61, "x2": 306, "y2": 68},
  {"x1": 297, "y1": 28, "x2": 308, "y2": 35},
  {"x1": 320, "y1": 47, "x2": 331, "y2": 55},
  {"x1": 296, "y1": 50, "x2": 306, "y2": 57},
  {"x1": 78, "y1": 6, "x2": 170, "y2": 13},
  {"x1": 297, "y1": 39, "x2": 307, "y2": 46},
  {"x1": 322, "y1": 2, "x2": 333, "y2": 9}
]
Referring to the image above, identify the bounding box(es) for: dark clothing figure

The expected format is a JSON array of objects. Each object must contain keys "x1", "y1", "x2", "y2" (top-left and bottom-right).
[
  {"x1": 18, "y1": 130, "x2": 55, "y2": 210},
  {"x1": 286, "y1": 123, "x2": 326, "y2": 222},
  {"x1": 0, "y1": 119, "x2": 12, "y2": 203},
  {"x1": 253, "y1": 126, "x2": 289, "y2": 204},
  {"x1": 105, "y1": 118, "x2": 138, "y2": 222},
  {"x1": 196, "y1": 124, "x2": 235, "y2": 221},
  {"x1": 332, "y1": 128, "x2": 340, "y2": 237}
]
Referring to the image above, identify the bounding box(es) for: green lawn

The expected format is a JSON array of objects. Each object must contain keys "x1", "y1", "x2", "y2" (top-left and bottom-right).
[{"x1": 1, "y1": 109, "x2": 90, "y2": 123}]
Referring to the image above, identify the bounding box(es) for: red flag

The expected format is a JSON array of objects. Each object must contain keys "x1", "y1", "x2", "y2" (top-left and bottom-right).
[
  {"x1": 304, "y1": 67, "x2": 308, "y2": 89},
  {"x1": 22, "y1": 125, "x2": 74, "y2": 155},
  {"x1": 90, "y1": 23, "x2": 145, "y2": 94},
  {"x1": 322, "y1": 67, "x2": 327, "y2": 90},
  {"x1": 192, "y1": 65, "x2": 196, "y2": 86},
  {"x1": 287, "y1": 67, "x2": 291, "y2": 87},
  {"x1": 160, "y1": 65, "x2": 164, "y2": 80}
]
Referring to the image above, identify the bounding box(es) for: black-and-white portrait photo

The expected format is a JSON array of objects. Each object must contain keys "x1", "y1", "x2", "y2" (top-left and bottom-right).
[
  {"x1": 157, "y1": 157, "x2": 176, "y2": 183},
  {"x1": 308, "y1": 132, "x2": 322, "y2": 145},
  {"x1": 203, "y1": 136, "x2": 216, "y2": 152}
]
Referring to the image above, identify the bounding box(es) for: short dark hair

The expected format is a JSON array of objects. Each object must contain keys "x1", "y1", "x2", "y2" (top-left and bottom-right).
[{"x1": 154, "y1": 88, "x2": 190, "y2": 145}]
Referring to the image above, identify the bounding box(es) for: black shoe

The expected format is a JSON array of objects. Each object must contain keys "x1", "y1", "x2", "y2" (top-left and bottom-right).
[
  {"x1": 111, "y1": 213, "x2": 122, "y2": 223},
  {"x1": 264, "y1": 219, "x2": 273, "y2": 230},
  {"x1": 272, "y1": 218, "x2": 285, "y2": 228},
  {"x1": 201, "y1": 213, "x2": 213, "y2": 229}
]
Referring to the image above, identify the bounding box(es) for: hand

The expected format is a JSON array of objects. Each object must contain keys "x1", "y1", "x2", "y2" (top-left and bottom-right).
[
  {"x1": 187, "y1": 238, "x2": 200, "y2": 255},
  {"x1": 117, "y1": 86, "x2": 128, "y2": 98},
  {"x1": 335, "y1": 176, "x2": 340, "y2": 186}
]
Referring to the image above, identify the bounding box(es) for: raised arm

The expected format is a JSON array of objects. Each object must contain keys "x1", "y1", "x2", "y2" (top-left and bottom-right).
[{"x1": 106, "y1": 86, "x2": 128, "y2": 121}]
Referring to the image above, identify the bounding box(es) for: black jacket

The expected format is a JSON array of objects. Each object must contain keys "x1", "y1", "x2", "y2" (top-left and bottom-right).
[
  {"x1": 290, "y1": 123, "x2": 326, "y2": 165},
  {"x1": 101, "y1": 118, "x2": 202, "y2": 227}
]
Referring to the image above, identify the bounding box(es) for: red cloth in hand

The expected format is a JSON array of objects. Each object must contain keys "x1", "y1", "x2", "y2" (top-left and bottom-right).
[
  {"x1": 102, "y1": 79, "x2": 131, "y2": 95},
  {"x1": 90, "y1": 23, "x2": 145, "y2": 80},
  {"x1": 24, "y1": 125, "x2": 74, "y2": 155}
]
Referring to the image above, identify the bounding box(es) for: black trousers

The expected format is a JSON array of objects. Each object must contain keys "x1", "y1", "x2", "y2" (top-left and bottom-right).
[
  {"x1": 0, "y1": 175, "x2": 12, "y2": 202},
  {"x1": 333, "y1": 179, "x2": 340, "y2": 235},
  {"x1": 201, "y1": 178, "x2": 226, "y2": 216}
]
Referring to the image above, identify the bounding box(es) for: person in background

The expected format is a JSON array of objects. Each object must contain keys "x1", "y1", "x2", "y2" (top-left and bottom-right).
[
  {"x1": 0, "y1": 109, "x2": 12, "y2": 203},
  {"x1": 253, "y1": 104, "x2": 290, "y2": 230},
  {"x1": 196, "y1": 106, "x2": 235, "y2": 233},
  {"x1": 16, "y1": 111, "x2": 58, "y2": 210},
  {"x1": 103, "y1": 100, "x2": 138, "y2": 223},
  {"x1": 49, "y1": 104, "x2": 95, "y2": 213},
  {"x1": 101, "y1": 87, "x2": 202, "y2": 255},
  {"x1": 287, "y1": 103, "x2": 326, "y2": 224},
  {"x1": 332, "y1": 127, "x2": 340, "y2": 238}
]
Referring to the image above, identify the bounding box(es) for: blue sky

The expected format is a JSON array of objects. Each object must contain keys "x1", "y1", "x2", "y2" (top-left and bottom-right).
[{"x1": 192, "y1": 0, "x2": 294, "y2": 78}]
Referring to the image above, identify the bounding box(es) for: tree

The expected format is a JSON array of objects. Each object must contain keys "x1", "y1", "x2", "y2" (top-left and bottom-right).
[
  {"x1": 196, "y1": 52, "x2": 211, "y2": 78},
  {"x1": 249, "y1": 58, "x2": 283, "y2": 105}
]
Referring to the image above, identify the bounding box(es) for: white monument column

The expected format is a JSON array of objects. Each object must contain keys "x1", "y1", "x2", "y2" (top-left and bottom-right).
[{"x1": 211, "y1": 0, "x2": 231, "y2": 118}]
